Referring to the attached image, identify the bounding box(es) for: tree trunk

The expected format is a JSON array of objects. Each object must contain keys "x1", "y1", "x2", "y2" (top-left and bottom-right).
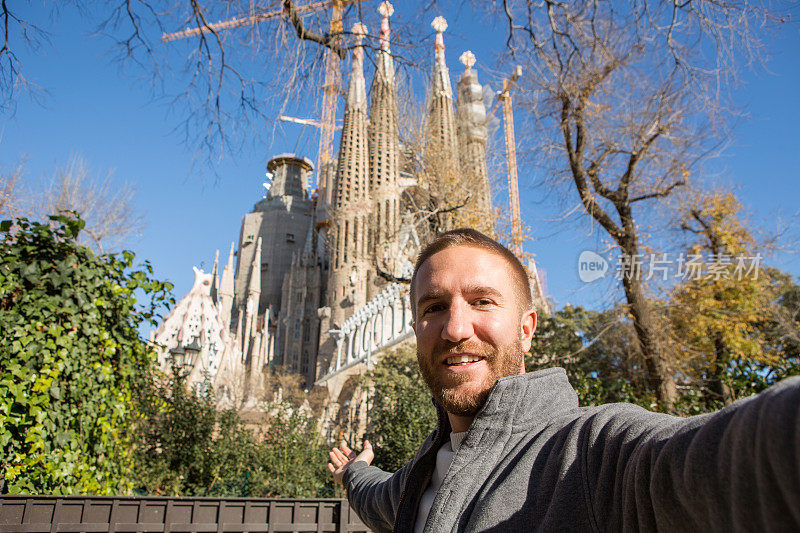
[
  {"x1": 708, "y1": 334, "x2": 734, "y2": 404},
  {"x1": 619, "y1": 242, "x2": 679, "y2": 409}
]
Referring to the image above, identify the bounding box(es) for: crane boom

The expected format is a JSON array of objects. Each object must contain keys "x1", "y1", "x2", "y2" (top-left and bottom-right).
[
  {"x1": 161, "y1": 1, "x2": 330, "y2": 42},
  {"x1": 161, "y1": 0, "x2": 361, "y2": 212}
]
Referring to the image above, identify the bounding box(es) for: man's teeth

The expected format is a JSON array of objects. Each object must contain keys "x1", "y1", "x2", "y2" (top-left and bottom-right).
[{"x1": 446, "y1": 355, "x2": 483, "y2": 365}]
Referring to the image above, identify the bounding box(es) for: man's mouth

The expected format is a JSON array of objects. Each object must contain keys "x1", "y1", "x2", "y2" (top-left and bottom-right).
[{"x1": 444, "y1": 354, "x2": 485, "y2": 366}]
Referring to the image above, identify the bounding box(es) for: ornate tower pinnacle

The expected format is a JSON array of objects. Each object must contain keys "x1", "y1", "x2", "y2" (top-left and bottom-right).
[
  {"x1": 426, "y1": 15, "x2": 458, "y2": 210},
  {"x1": 375, "y1": 3, "x2": 395, "y2": 81},
  {"x1": 455, "y1": 50, "x2": 492, "y2": 233},
  {"x1": 346, "y1": 22, "x2": 368, "y2": 111},
  {"x1": 378, "y1": 2, "x2": 393, "y2": 52},
  {"x1": 432, "y1": 16, "x2": 448, "y2": 66},
  {"x1": 460, "y1": 50, "x2": 476, "y2": 71}
]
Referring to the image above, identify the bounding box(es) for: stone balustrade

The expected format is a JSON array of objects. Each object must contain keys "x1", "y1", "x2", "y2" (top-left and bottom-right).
[{"x1": 322, "y1": 283, "x2": 413, "y2": 380}]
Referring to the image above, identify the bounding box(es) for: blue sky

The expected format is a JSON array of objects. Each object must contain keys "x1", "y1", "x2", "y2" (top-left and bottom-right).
[{"x1": 2, "y1": 3, "x2": 799, "y2": 318}]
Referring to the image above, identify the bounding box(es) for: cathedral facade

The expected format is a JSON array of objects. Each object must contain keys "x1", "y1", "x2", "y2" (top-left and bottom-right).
[{"x1": 151, "y1": 5, "x2": 496, "y2": 408}]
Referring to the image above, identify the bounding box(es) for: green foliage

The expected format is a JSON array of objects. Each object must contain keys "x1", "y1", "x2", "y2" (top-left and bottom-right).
[
  {"x1": 668, "y1": 193, "x2": 800, "y2": 413},
  {"x1": 532, "y1": 293, "x2": 800, "y2": 417},
  {"x1": 528, "y1": 305, "x2": 655, "y2": 409},
  {"x1": 365, "y1": 347, "x2": 437, "y2": 473},
  {"x1": 134, "y1": 367, "x2": 334, "y2": 498},
  {"x1": 258, "y1": 401, "x2": 334, "y2": 498},
  {"x1": 0, "y1": 214, "x2": 173, "y2": 494}
]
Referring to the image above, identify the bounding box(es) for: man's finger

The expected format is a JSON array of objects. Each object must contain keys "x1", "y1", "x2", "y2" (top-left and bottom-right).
[
  {"x1": 358, "y1": 440, "x2": 375, "y2": 464},
  {"x1": 333, "y1": 447, "x2": 349, "y2": 464},
  {"x1": 329, "y1": 450, "x2": 342, "y2": 466},
  {"x1": 342, "y1": 444, "x2": 355, "y2": 459},
  {"x1": 327, "y1": 462, "x2": 335, "y2": 474}
]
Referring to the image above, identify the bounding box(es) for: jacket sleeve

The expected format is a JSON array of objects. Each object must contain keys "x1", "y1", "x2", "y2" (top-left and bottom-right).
[
  {"x1": 343, "y1": 459, "x2": 413, "y2": 533},
  {"x1": 582, "y1": 376, "x2": 800, "y2": 532}
]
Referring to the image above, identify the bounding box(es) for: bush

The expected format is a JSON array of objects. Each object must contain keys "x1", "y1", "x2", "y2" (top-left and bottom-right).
[
  {"x1": 0, "y1": 215, "x2": 173, "y2": 494},
  {"x1": 134, "y1": 367, "x2": 334, "y2": 498},
  {"x1": 364, "y1": 347, "x2": 437, "y2": 473}
]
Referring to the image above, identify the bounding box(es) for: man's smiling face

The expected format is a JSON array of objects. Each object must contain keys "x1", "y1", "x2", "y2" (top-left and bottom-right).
[{"x1": 413, "y1": 245, "x2": 536, "y2": 417}]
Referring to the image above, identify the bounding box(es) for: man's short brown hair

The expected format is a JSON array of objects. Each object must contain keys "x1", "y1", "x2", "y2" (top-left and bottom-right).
[{"x1": 410, "y1": 228, "x2": 533, "y2": 319}]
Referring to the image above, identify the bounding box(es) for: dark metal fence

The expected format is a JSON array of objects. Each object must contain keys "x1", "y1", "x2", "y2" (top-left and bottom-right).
[{"x1": 0, "y1": 496, "x2": 371, "y2": 532}]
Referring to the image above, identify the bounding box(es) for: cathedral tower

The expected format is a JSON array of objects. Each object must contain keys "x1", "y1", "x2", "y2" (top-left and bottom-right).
[
  {"x1": 367, "y1": 2, "x2": 401, "y2": 298},
  {"x1": 233, "y1": 154, "x2": 314, "y2": 317},
  {"x1": 455, "y1": 50, "x2": 493, "y2": 234},
  {"x1": 328, "y1": 22, "x2": 372, "y2": 327},
  {"x1": 425, "y1": 16, "x2": 460, "y2": 230},
  {"x1": 427, "y1": 16, "x2": 458, "y2": 156}
]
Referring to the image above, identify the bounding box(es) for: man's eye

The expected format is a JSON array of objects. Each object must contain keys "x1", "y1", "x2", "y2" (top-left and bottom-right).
[
  {"x1": 422, "y1": 303, "x2": 445, "y2": 315},
  {"x1": 474, "y1": 298, "x2": 495, "y2": 306}
]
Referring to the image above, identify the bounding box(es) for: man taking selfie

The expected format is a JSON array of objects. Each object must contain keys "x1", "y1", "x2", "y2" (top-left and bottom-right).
[{"x1": 328, "y1": 228, "x2": 800, "y2": 532}]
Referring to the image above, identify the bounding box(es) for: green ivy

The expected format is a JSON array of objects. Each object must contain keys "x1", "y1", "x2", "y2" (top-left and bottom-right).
[{"x1": 0, "y1": 214, "x2": 174, "y2": 494}]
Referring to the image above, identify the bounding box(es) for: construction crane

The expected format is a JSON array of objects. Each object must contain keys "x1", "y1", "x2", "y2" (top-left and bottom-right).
[
  {"x1": 495, "y1": 66, "x2": 549, "y2": 314},
  {"x1": 160, "y1": 1, "x2": 333, "y2": 42},
  {"x1": 278, "y1": 115, "x2": 341, "y2": 130},
  {"x1": 494, "y1": 65, "x2": 524, "y2": 258},
  {"x1": 161, "y1": 1, "x2": 359, "y2": 210}
]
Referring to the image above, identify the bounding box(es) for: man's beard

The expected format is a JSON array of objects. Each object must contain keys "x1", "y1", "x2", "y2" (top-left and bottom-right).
[{"x1": 417, "y1": 338, "x2": 524, "y2": 418}]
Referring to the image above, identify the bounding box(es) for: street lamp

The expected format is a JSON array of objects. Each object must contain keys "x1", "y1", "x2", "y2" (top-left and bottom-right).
[
  {"x1": 183, "y1": 339, "x2": 202, "y2": 369},
  {"x1": 169, "y1": 346, "x2": 186, "y2": 372}
]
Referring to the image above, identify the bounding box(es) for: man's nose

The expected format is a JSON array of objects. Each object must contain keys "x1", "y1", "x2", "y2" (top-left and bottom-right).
[{"x1": 441, "y1": 302, "x2": 474, "y2": 343}]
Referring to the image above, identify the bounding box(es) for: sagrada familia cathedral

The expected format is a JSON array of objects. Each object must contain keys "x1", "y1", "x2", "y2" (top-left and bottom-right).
[{"x1": 151, "y1": 5, "x2": 547, "y2": 432}]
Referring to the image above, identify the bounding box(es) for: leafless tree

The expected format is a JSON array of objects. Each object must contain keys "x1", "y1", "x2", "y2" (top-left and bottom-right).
[
  {"x1": 101, "y1": 1, "x2": 433, "y2": 169},
  {"x1": 4, "y1": 155, "x2": 145, "y2": 253},
  {"x1": 1, "y1": 2, "x2": 433, "y2": 168},
  {"x1": 0, "y1": 160, "x2": 25, "y2": 219},
  {"x1": 0, "y1": 1, "x2": 50, "y2": 114},
  {"x1": 484, "y1": 0, "x2": 790, "y2": 408}
]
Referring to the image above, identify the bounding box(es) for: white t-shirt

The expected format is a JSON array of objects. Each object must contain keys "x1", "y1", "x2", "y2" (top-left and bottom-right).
[{"x1": 413, "y1": 431, "x2": 467, "y2": 533}]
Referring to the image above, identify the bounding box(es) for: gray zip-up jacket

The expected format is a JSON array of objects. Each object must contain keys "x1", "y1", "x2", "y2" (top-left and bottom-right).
[{"x1": 343, "y1": 368, "x2": 800, "y2": 532}]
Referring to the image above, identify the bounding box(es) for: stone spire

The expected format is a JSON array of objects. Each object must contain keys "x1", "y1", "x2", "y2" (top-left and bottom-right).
[
  {"x1": 376, "y1": 1, "x2": 394, "y2": 79},
  {"x1": 242, "y1": 236, "x2": 262, "y2": 360},
  {"x1": 209, "y1": 249, "x2": 220, "y2": 303},
  {"x1": 301, "y1": 207, "x2": 316, "y2": 265},
  {"x1": 329, "y1": 22, "x2": 372, "y2": 326},
  {"x1": 427, "y1": 16, "x2": 457, "y2": 156},
  {"x1": 219, "y1": 242, "x2": 235, "y2": 332},
  {"x1": 368, "y1": 2, "x2": 400, "y2": 297},
  {"x1": 456, "y1": 50, "x2": 492, "y2": 232}
]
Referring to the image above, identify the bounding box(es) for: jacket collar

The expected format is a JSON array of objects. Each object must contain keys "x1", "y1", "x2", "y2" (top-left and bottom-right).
[
  {"x1": 395, "y1": 367, "x2": 579, "y2": 533},
  {"x1": 432, "y1": 367, "x2": 579, "y2": 437}
]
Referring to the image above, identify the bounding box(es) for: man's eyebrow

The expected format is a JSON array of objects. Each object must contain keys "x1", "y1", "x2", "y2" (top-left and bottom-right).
[
  {"x1": 463, "y1": 285, "x2": 504, "y2": 298},
  {"x1": 416, "y1": 290, "x2": 447, "y2": 307},
  {"x1": 416, "y1": 285, "x2": 504, "y2": 307}
]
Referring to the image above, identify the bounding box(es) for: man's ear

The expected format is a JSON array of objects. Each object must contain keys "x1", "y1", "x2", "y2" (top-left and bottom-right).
[{"x1": 519, "y1": 308, "x2": 537, "y2": 353}]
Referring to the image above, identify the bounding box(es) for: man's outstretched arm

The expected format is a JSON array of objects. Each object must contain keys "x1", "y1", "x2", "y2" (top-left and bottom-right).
[
  {"x1": 327, "y1": 440, "x2": 412, "y2": 533},
  {"x1": 584, "y1": 376, "x2": 800, "y2": 531}
]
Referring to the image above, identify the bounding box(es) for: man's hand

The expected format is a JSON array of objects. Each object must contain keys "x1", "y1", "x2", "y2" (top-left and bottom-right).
[{"x1": 327, "y1": 440, "x2": 374, "y2": 486}]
